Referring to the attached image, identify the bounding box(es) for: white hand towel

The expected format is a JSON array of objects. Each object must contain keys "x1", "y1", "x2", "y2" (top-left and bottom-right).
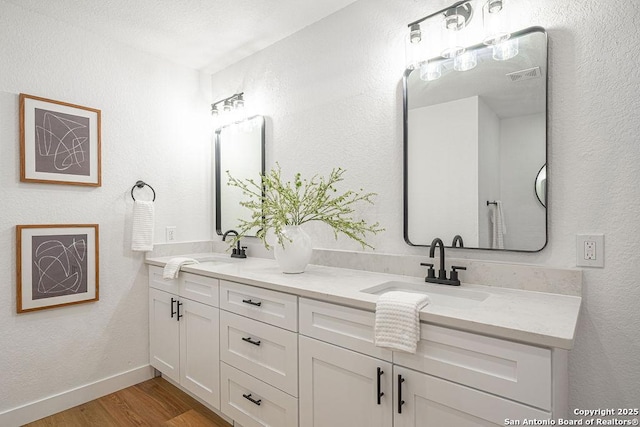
[
  {"x1": 374, "y1": 291, "x2": 430, "y2": 354},
  {"x1": 131, "y1": 201, "x2": 155, "y2": 252},
  {"x1": 163, "y1": 257, "x2": 199, "y2": 280},
  {"x1": 490, "y1": 201, "x2": 507, "y2": 250}
]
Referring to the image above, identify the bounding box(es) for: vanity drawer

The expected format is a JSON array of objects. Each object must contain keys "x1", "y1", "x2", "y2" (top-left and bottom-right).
[
  {"x1": 220, "y1": 310, "x2": 298, "y2": 396},
  {"x1": 148, "y1": 266, "x2": 219, "y2": 307},
  {"x1": 299, "y1": 298, "x2": 392, "y2": 362},
  {"x1": 149, "y1": 266, "x2": 179, "y2": 294},
  {"x1": 179, "y1": 273, "x2": 219, "y2": 307},
  {"x1": 220, "y1": 362, "x2": 298, "y2": 427},
  {"x1": 393, "y1": 323, "x2": 552, "y2": 410},
  {"x1": 220, "y1": 280, "x2": 298, "y2": 331}
]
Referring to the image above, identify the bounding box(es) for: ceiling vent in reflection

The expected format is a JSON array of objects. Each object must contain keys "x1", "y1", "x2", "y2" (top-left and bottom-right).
[{"x1": 506, "y1": 66, "x2": 541, "y2": 82}]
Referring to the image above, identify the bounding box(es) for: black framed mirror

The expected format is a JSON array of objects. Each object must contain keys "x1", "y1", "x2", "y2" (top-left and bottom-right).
[
  {"x1": 215, "y1": 116, "x2": 265, "y2": 236},
  {"x1": 403, "y1": 27, "x2": 548, "y2": 251}
]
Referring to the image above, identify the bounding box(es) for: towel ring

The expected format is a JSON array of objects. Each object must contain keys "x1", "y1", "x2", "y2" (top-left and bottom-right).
[{"x1": 131, "y1": 180, "x2": 156, "y2": 202}]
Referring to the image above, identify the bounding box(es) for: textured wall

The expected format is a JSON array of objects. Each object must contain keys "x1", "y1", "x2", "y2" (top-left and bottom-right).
[
  {"x1": 0, "y1": 0, "x2": 212, "y2": 414},
  {"x1": 211, "y1": 0, "x2": 640, "y2": 410}
]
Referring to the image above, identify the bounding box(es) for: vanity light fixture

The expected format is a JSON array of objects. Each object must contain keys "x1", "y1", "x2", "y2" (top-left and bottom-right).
[
  {"x1": 211, "y1": 92, "x2": 246, "y2": 128},
  {"x1": 405, "y1": 0, "x2": 517, "y2": 77}
]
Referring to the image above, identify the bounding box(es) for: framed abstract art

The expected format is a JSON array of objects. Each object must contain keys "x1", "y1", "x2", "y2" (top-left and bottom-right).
[
  {"x1": 20, "y1": 94, "x2": 101, "y2": 186},
  {"x1": 16, "y1": 224, "x2": 99, "y2": 313}
]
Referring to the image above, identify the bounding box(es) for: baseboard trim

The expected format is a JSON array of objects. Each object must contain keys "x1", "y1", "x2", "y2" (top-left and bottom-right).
[{"x1": 0, "y1": 365, "x2": 154, "y2": 427}]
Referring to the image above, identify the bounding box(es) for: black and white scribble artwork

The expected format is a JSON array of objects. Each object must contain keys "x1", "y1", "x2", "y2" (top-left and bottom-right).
[
  {"x1": 31, "y1": 234, "x2": 88, "y2": 300},
  {"x1": 34, "y1": 108, "x2": 91, "y2": 176}
]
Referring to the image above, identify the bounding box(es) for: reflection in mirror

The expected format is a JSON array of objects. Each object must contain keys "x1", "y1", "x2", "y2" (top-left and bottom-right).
[
  {"x1": 535, "y1": 164, "x2": 546, "y2": 208},
  {"x1": 404, "y1": 27, "x2": 547, "y2": 251},
  {"x1": 215, "y1": 116, "x2": 264, "y2": 236}
]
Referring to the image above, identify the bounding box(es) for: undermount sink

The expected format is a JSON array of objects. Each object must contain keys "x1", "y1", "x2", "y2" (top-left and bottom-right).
[
  {"x1": 193, "y1": 255, "x2": 239, "y2": 265},
  {"x1": 361, "y1": 281, "x2": 489, "y2": 309}
]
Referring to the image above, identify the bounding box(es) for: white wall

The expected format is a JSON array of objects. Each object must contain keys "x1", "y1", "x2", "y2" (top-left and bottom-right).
[
  {"x1": 477, "y1": 97, "x2": 501, "y2": 248},
  {"x1": 500, "y1": 113, "x2": 546, "y2": 250},
  {"x1": 408, "y1": 97, "x2": 479, "y2": 246},
  {"x1": 211, "y1": 0, "x2": 640, "y2": 410},
  {"x1": 0, "y1": 0, "x2": 212, "y2": 418}
]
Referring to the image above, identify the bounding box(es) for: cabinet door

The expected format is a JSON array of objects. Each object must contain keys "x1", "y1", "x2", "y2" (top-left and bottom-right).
[
  {"x1": 299, "y1": 335, "x2": 392, "y2": 427},
  {"x1": 393, "y1": 366, "x2": 550, "y2": 427},
  {"x1": 179, "y1": 298, "x2": 220, "y2": 410},
  {"x1": 149, "y1": 288, "x2": 180, "y2": 383}
]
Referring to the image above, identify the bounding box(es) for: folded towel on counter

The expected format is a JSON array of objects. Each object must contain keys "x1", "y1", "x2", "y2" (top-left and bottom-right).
[
  {"x1": 374, "y1": 291, "x2": 430, "y2": 354},
  {"x1": 131, "y1": 201, "x2": 155, "y2": 252},
  {"x1": 163, "y1": 257, "x2": 200, "y2": 280}
]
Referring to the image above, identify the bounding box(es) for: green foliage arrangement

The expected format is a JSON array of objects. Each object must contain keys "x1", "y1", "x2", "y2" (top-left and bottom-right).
[{"x1": 226, "y1": 163, "x2": 384, "y2": 249}]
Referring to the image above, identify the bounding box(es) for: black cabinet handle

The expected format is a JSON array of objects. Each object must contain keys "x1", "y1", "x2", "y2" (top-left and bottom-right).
[
  {"x1": 242, "y1": 337, "x2": 261, "y2": 346},
  {"x1": 242, "y1": 299, "x2": 262, "y2": 307},
  {"x1": 170, "y1": 298, "x2": 177, "y2": 318},
  {"x1": 176, "y1": 301, "x2": 183, "y2": 321},
  {"x1": 242, "y1": 393, "x2": 262, "y2": 406},
  {"x1": 398, "y1": 374, "x2": 405, "y2": 414},
  {"x1": 377, "y1": 367, "x2": 384, "y2": 405}
]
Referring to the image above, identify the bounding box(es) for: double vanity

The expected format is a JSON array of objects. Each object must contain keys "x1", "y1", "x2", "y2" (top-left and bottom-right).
[{"x1": 146, "y1": 254, "x2": 581, "y2": 427}]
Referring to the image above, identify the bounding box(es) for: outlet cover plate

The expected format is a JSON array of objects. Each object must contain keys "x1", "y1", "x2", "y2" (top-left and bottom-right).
[{"x1": 576, "y1": 234, "x2": 604, "y2": 268}]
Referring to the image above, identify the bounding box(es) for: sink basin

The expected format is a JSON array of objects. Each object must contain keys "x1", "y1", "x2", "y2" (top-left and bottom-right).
[
  {"x1": 192, "y1": 255, "x2": 240, "y2": 265},
  {"x1": 361, "y1": 281, "x2": 489, "y2": 309}
]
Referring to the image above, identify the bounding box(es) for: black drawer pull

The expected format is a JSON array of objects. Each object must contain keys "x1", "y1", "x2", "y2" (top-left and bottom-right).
[
  {"x1": 242, "y1": 299, "x2": 262, "y2": 307},
  {"x1": 242, "y1": 393, "x2": 262, "y2": 406},
  {"x1": 377, "y1": 367, "x2": 384, "y2": 405},
  {"x1": 398, "y1": 374, "x2": 405, "y2": 414},
  {"x1": 170, "y1": 298, "x2": 177, "y2": 318},
  {"x1": 242, "y1": 337, "x2": 261, "y2": 346}
]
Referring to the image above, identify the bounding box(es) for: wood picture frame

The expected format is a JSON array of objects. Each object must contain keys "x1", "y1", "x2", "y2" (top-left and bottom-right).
[
  {"x1": 17, "y1": 224, "x2": 99, "y2": 313},
  {"x1": 20, "y1": 94, "x2": 102, "y2": 186}
]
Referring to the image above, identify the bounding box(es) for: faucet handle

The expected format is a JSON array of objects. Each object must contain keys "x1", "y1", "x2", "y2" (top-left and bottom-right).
[
  {"x1": 420, "y1": 262, "x2": 436, "y2": 280},
  {"x1": 449, "y1": 266, "x2": 467, "y2": 283}
]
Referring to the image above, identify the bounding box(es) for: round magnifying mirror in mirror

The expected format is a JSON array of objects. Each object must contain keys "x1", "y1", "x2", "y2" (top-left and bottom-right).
[{"x1": 535, "y1": 164, "x2": 546, "y2": 207}]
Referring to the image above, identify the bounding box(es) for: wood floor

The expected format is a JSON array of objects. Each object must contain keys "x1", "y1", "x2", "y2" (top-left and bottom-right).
[{"x1": 25, "y1": 377, "x2": 232, "y2": 427}]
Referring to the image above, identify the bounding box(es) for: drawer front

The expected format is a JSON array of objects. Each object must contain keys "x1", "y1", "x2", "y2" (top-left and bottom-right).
[
  {"x1": 299, "y1": 298, "x2": 392, "y2": 362},
  {"x1": 220, "y1": 311, "x2": 298, "y2": 396},
  {"x1": 220, "y1": 362, "x2": 298, "y2": 427},
  {"x1": 149, "y1": 265, "x2": 179, "y2": 294},
  {"x1": 394, "y1": 323, "x2": 552, "y2": 410},
  {"x1": 220, "y1": 281, "x2": 298, "y2": 331},
  {"x1": 179, "y1": 272, "x2": 219, "y2": 307}
]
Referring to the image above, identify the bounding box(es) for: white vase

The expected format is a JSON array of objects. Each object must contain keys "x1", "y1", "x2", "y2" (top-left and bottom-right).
[{"x1": 274, "y1": 225, "x2": 312, "y2": 273}]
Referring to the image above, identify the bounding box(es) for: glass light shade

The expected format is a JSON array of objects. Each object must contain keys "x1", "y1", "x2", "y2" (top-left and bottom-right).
[
  {"x1": 492, "y1": 37, "x2": 519, "y2": 60},
  {"x1": 405, "y1": 31, "x2": 425, "y2": 70},
  {"x1": 483, "y1": 0, "x2": 511, "y2": 45},
  {"x1": 420, "y1": 60, "x2": 442, "y2": 81},
  {"x1": 441, "y1": 10, "x2": 465, "y2": 59},
  {"x1": 233, "y1": 98, "x2": 245, "y2": 110},
  {"x1": 454, "y1": 50, "x2": 477, "y2": 71},
  {"x1": 223, "y1": 100, "x2": 233, "y2": 113},
  {"x1": 211, "y1": 104, "x2": 219, "y2": 116}
]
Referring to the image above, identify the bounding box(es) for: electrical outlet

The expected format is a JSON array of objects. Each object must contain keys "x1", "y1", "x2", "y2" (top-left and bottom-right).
[
  {"x1": 166, "y1": 226, "x2": 177, "y2": 242},
  {"x1": 576, "y1": 234, "x2": 604, "y2": 268}
]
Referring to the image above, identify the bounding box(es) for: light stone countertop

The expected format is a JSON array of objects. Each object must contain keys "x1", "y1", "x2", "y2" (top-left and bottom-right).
[{"x1": 146, "y1": 254, "x2": 581, "y2": 350}]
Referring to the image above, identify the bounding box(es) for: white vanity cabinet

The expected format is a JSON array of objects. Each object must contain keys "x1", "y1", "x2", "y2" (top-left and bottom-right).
[
  {"x1": 148, "y1": 266, "x2": 221, "y2": 409},
  {"x1": 218, "y1": 280, "x2": 299, "y2": 427},
  {"x1": 298, "y1": 297, "x2": 566, "y2": 427}
]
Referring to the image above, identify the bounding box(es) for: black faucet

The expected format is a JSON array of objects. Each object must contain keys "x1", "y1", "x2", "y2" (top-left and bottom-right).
[
  {"x1": 222, "y1": 230, "x2": 247, "y2": 259},
  {"x1": 420, "y1": 237, "x2": 466, "y2": 286},
  {"x1": 451, "y1": 235, "x2": 464, "y2": 248}
]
